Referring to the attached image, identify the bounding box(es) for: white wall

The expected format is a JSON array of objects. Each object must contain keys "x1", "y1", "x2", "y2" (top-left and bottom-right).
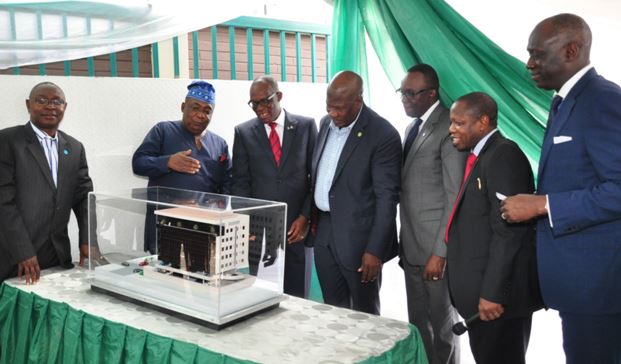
[
  {"x1": 0, "y1": 75, "x2": 328, "y2": 192},
  {"x1": 0, "y1": 75, "x2": 329, "y2": 267}
]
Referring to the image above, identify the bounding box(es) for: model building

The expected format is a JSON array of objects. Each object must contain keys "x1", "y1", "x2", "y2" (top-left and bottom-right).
[{"x1": 154, "y1": 207, "x2": 249, "y2": 277}]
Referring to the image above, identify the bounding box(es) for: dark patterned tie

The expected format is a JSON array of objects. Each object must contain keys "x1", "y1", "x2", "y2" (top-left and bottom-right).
[
  {"x1": 548, "y1": 95, "x2": 563, "y2": 126},
  {"x1": 268, "y1": 122, "x2": 282, "y2": 166},
  {"x1": 444, "y1": 152, "x2": 477, "y2": 243},
  {"x1": 542, "y1": 95, "x2": 563, "y2": 141},
  {"x1": 403, "y1": 117, "x2": 423, "y2": 164}
]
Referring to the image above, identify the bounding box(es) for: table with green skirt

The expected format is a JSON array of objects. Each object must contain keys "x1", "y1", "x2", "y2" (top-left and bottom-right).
[{"x1": 0, "y1": 268, "x2": 427, "y2": 363}]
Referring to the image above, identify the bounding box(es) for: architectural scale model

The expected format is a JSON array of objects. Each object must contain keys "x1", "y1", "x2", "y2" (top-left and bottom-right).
[{"x1": 90, "y1": 204, "x2": 285, "y2": 329}]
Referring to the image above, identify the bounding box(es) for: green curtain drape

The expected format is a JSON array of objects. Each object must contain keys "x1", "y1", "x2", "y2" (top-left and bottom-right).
[
  {"x1": 330, "y1": 0, "x2": 369, "y2": 85},
  {"x1": 332, "y1": 0, "x2": 554, "y2": 173}
]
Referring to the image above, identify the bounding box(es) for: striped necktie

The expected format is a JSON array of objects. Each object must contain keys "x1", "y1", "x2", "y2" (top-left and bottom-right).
[{"x1": 268, "y1": 122, "x2": 282, "y2": 166}]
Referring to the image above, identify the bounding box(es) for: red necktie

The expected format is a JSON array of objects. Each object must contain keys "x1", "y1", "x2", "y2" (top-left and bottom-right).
[
  {"x1": 445, "y1": 152, "x2": 477, "y2": 243},
  {"x1": 268, "y1": 122, "x2": 282, "y2": 166}
]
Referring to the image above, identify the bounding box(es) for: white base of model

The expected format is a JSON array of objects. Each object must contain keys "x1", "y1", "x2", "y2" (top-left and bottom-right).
[{"x1": 90, "y1": 256, "x2": 284, "y2": 328}]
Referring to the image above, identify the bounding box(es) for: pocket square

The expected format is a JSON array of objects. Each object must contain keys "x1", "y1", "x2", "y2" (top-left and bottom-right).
[{"x1": 553, "y1": 136, "x2": 573, "y2": 144}]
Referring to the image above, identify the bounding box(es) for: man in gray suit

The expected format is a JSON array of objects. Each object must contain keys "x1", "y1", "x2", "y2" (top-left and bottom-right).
[
  {"x1": 0, "y1": 82, "x2": 93, "y2": 284},
  {"x1": 399, "y1": 64, "x2": 465, "y2": 364},
  {"x1": 232, "y1": 75, "x2": 317, "y2": 298}
]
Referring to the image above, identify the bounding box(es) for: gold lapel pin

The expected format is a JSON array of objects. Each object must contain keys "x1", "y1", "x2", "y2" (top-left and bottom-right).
[
  {"x1": 476, "y1": 177, "x2": 482, "y2": 190},
  {"x1": 357, "y1": 131, "x2": 363, "y2": 138}
]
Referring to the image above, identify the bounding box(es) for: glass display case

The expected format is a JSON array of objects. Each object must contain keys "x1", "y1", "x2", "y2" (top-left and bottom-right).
[{"x1": 88, "y1": 187, "x2": 287, "y2": 329}]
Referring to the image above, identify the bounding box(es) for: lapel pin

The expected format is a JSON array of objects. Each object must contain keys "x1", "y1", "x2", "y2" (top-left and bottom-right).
[
  {"x1": 476, "y1": 177, "x2": 482, "y2": 190},
  {"x1": 357, "y1": 131, "x2": 363, "y2": 138},
  {"x1": 286, "y1": 125, "x2": 295, "y2": 130},
  {"x1": 63, "y1": 149, "x2": 69, "y2": 155}
]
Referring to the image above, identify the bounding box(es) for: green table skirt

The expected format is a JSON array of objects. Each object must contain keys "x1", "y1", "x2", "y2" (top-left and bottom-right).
[{"x1": 0, "y1": 283, "x2": 427, "y2": 364}]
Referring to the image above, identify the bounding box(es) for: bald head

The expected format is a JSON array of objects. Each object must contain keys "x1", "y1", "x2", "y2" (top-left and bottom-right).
[
  {"x1": 326, "y1": 71, "x2": 364, "y2": 128},
  {"x1": 455, "y1": 92, "x2": 498, "y2": 127},
  {"x1": 527, "y1": 13, "x2": 592, "y2": 91},
  {"x1": 251, "y1": 75, "x2": 279, "y2": 95},
  {"x1": 544, "y1": 14, "x2": 591, "y2": 55},
  {"x1": 29, "y1": 81, "x2": 64, "y2": 100},
  {"x1": 328, "y1": 71, "x2": 363, "y2": 99}
]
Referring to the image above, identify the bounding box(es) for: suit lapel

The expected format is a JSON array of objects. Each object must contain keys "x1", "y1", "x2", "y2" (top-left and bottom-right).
[
  {"x1": 279, "y1": 111, "x2": 297, "y2": 169},
  {"x1": 403, "y1": 106, "x2": 443, "y2": 173},
  {"x1": 538, "y1": 68, "x2": 597, "y2": 177},
  {"x1": 312, "y1": 118, "x2": 330, "y2": 180},
  {"x1": 332, "y1": 106, "x2": 368, "y2": 184},
  {"x1": 24, "y1": 123, "x2": 55, "y2": 189},
  {"x1": 56, "y1": 132, "x2": 69, "y2": 194},
  {"x1": 251, "y1": 118, "x2": 279, "y2": 169},
  {"x1": 411, "y1": 107, "x2": 443, "y2": 156},
  {"x1": 453, "y1": 132, "x2": 501, "y2": 211}
]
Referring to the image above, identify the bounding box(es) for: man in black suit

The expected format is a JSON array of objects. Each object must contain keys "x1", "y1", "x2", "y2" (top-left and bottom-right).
[
  {"x1": 446, "y1": 92, "x2": 542, "y2": 364},
  {"x1": 312, "y1": 70, "x2": 401, "y2": 314},
  {"x1": 232, "y1": 75, "x2": 317, "y2": 298},
  {"x1": 0, "y1": 82, "x2": 93, "y2": 284}
]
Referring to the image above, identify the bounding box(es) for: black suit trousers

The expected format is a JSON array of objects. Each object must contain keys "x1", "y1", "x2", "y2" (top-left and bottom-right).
[
  {"x1": 313, "y1": 212, "x2": 380, "y2": 315},
  {"x1": 468, "y1": 315, "x2": 532, "y2": 364},
  {"x1": 283, "y1": 241, "x2": 306, "y2": 298}
]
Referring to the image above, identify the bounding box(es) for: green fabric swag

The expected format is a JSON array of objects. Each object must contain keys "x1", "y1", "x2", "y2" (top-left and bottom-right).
[
  {"x1": 332, "y1": 0, "x2": 554, "y2": 175},
  {"x1": 0, "y1": 284, "x2": 256, "y2": 364},
  {"x1": 0, "y1": 284, "x2": 426, "y2": 363}
]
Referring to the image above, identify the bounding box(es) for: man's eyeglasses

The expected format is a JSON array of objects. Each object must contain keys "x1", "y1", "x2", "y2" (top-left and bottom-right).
[
  {"x1": 396, "y1": 88, "x2": 433, "y2": 100},
  {"x1": 32, "y1": 97, "x2": 66, "y2": 107},
  {"x1": 248, "y1": 93, "x2": 276, "y2": 110}
]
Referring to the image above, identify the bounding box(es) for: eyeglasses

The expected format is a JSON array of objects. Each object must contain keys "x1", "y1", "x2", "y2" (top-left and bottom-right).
[
  {"x1": 247, "y1": 93, "x2": 276, "y2": 110},
  {"x1": 396, "y1": 88, "x2": 433, "y2": 100},
  {"x1": 32, "y1": 97, "x2": 66, "y2": 107}
]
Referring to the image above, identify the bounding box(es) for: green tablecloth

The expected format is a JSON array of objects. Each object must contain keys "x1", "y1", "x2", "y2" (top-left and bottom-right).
[{"x1": 0, "y1": 269, "x2": 427, "y2": 364}]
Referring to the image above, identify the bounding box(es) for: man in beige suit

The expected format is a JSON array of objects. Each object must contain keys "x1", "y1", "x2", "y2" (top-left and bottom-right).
[{"x1": 399, "y1": 64, "x2": 465, "y2": 364}]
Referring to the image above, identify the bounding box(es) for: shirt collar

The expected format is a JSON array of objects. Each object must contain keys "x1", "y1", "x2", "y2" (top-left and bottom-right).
[
  {"x1": 30, "y1": 121, "x2": 57, "y2": 140},
  {"x1": 472, "y1": 128, "x2": 498, "y2": 157},
  {"x1": 329, "y1": 104, "x2": 363, "y2": 131},
  {"x1": 557, "y1": 64, "x2": 593, "y2": 98},
  {"x1": 419, "y1": 100, "x2": 440, "y2": 123},
  {"x1": 272, "y1": 108, "x2": 286, "y2": 126}
]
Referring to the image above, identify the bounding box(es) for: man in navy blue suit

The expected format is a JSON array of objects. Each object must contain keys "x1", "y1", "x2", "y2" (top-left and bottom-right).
[
  {"x1": 311, "y1": 71, "x2": 401, "y2": 314},
  {"x1": 501, "y1": 14, "x2": 621, "y2": 363}
]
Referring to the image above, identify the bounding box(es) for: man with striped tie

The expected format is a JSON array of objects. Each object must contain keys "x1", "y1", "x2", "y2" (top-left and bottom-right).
[{"x1": 0, "y1": 82, "x2": 93, "y2": 284}]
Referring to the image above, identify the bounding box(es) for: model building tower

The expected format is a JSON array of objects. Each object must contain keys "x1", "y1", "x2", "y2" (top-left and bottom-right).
[
  {"x1": 247, "y1": 209, "x2": 286, "y2": 275},
  {"x1": 154, "y1": 207, "x2": 250, "y2": 275}
]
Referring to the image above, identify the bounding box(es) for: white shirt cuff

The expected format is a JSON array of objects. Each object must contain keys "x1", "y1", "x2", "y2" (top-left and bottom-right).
[{"x1": 546, "y1": 194, "x2": 553, "y2": 227}]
